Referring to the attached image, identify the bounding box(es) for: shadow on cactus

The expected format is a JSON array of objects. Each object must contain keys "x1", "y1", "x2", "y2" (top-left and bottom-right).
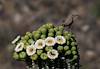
[{"x1": 12, "y1": 15, "x2": 80, "y2": 69}]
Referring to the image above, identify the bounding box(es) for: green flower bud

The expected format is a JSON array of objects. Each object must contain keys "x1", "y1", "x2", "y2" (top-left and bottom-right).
[
  {"x1": 73, "y1": 55, "x2": 78, "y2": 60},
  {"x1": 46, "y1": 23, "x2": 54, "y2": 29},
  {"x1": 63, "y1": 31, "x2": 69, "y2": 36},
  {"x1": 48, "y1": 33, "x2": 54, "y2": 37},
  {"x1": 26, "y1": 32, "x2": 31, "y2": 35},
  {"x1": 31, "y1": 54, "x2": 38, "y2": 61},
  {"x1": 34, "y1": 33, "x2": 40, "y2": 40},
  {"x1": 32, "y1": 31, "x2": 41, "y2": 35},
  {"x1": 40, "y1": 28, "x2": 47, "y2": 34},
  {"x1": 37, "y1": 50, "x2": 43, "y2": 55},
  {"x1": 41, "y1": 35, "x2": 46, "y2": 39},
  {"x1": 67, "y1": 33, "x2": 72, "y2": 38},
  {"x1": 71, "y1": 42, "x2": 77, "y2": 46},
  {"x1": 64, "y1": 46, "x2": 69, "y2": 51},
  {"x1": 25, "y1": 42, "x2": 29, "y2": 45},
  {"x1": 21, "y1": 37, "x2": 24, "y2": 40},
  {"x1": 54, "y1": 27, "x2": 59, "y2": 32},
  {"x1": 71, "y1": 46, "x2": 76, "y2": 51},
  {"x1": 57, "y1": 46, "x2": 63, "y2": 51},
  {"x1": 28, "y1": 39, "x2": 34, "y2": 44},
  {"x1": 65, "y1": 50, "x2": 71, "y2": 55},
  {"x1": 49, "y1": 28, "x2": 54, "y2": 33},
  {"x1": 40, "y1": 53, "x2": 48, "y2": 60},
  {"x1": 65, "y1": 36, "x2": 70, "y2": 40},
  {"x1": 24, "y1": 35, "x2": 29, "y2": 40},
  {"x1": 67, "y1": 41, "x2": 70, "y2": 45},
  {"x1": 26, "y1": 32, "x2": 32, "y2": 38},
  {"x1": 13, "y1": 52, "x2": 19, "y2": 60},
  {"x1": 69, "y1": 55, "x2": 78, "y2": 62},
  {"x1": 19, "y1": 51, "x2": 27, "y2": 59},
  {"x1": 38, "y1": 28, "x2": 42, "y2": 31},
  {"x1": 36, "y1": 31, "x2": 41, "y2": 34},
  {"x1": 48, "y1": 23, "x2": 53, "y2": 27},
  {"x1": 70, "y1": 38, "x2": 74, "y2": 42},
  {"x1": 32, "y1": 31, "x2": 37, "y2": 35},
  {"x1": 42, "y1": 25, "x2": 47, "y2": 28},
  {"x1": 21, "y1": 40, "x2": 27, "y2": 44},
  {"x1": 56, "y1": 31, "x2": 62, "y2": 36},
  {"x1": 45, "y1": 46, "x2": 53, "y2": 52},
  {"x1": 72, "y1": 51, "x2": 77, "y2": 55},
  {"x1": 59, "y1": 26, "x2": 64, "y2": 31},
  {"x1": 23, "y1": 43, "x2": 29, "y2": 49}
]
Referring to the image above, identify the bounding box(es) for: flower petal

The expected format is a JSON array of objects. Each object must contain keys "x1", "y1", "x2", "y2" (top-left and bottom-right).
[
  {"x1": 35, "y1": 39, "x2": 45, "y2": 49},
  {"x1": 47, "y1": 49, "x2": 58, "y2": 59},
  {"x1": 45, "y1": 37, "x2": 56, "y2": 46},
  {"x1": 15, "y1": 42, "x2": 24, "y2": 52},
  {"x1": 26, "y1": 46, "x2": 36, "y2": 56},
  {"x1": 55, "y1": 36, "x2": 66, "y2": 45},
  {"x1": 12, "y1": 36, "x2": 20, "y2": 44}
]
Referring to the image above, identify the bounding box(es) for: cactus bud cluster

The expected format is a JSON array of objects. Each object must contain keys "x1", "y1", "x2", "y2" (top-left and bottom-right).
[{"x1": 12, "y1": 23, "x2": 79, "y2": 69}]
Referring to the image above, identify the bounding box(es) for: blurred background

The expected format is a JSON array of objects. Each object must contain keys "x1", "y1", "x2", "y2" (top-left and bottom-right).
[{"x1": 0, "y1": 0, "x2": 100, "y2": 69}]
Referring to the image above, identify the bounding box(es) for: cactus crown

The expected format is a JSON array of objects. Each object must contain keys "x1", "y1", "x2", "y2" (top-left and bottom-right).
[{"x1": 12, "y1": 15, "x2": 80, "y2": 69}]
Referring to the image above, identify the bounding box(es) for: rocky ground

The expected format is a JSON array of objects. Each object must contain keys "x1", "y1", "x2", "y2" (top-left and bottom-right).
[{"x1": 0, "y1": 0, "x2": 100, "y2": 69}]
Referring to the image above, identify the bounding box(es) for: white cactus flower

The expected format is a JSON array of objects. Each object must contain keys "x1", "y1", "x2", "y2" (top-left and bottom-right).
[
  {"x1": 26, "y1": 45, "x2": 36, "y2": 56},
  {"x1": 35, "y1": 39, "x2": 45, "y2": 49},
  {"x1": 47, "y1": 49, "x2": 59, "y2": 59},
  {"x1": 12, "y1": 36, "x2": 20, "y2": 44},
  {"x1": 55, "y1": 36, "x2": 66, "y2": 45},
  {"x1": 45, "y1": 37, "x2": 56, "y2": 46},
  {"x1": 15, "y1": 42, "x2": 24, "y2": 52}
]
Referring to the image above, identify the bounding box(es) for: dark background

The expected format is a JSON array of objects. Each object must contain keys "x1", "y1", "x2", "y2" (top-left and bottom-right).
[{"x1": 0, "y1": 0, "x2": 100, "y2": 69}]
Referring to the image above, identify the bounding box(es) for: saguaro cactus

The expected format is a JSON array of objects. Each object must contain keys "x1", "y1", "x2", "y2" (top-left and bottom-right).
[{"x1": 12, "y1": 15, "x2": 80, "y2": 69}]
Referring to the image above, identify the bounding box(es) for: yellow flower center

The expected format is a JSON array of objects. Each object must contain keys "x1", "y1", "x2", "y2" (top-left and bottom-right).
[
  {"x1": 58, "y1": 38, "x2": 63, "y2": 42},
  {"x1": 29, "y1": 48, "x2": 34, "y2": 52},
  {"x1": 50, "y1": 52, "x2": 55, "y2": 56},
  {"x1": 38, "y1": 42, "x2": 43, "y2": 47},
  {"x1": 48, "y1": 40, "x2": 53, "y2": 44},
  {"x1": 18, "y1": 45, "x2": 21, "y2": 49}
]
